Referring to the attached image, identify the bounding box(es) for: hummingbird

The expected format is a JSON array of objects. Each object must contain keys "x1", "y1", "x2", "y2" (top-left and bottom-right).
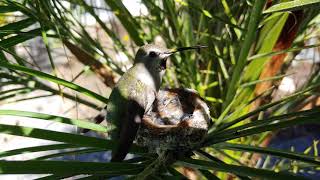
[{"x1": 84, "y1": 44, "x2": 207, "y2": 162}]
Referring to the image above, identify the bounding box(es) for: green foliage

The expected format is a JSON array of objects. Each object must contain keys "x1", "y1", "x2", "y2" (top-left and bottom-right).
[{"x1": 0, "y1": 0, "x2": 320, "y2": 179}]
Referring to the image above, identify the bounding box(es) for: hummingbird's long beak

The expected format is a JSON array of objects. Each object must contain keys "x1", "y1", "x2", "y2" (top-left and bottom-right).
[
  {"x1": 164, "y1": 45, "x2": 208, "y2": 55},
  {"x1": 159, "y1": 45, "x2": 207, "y2": 70}
]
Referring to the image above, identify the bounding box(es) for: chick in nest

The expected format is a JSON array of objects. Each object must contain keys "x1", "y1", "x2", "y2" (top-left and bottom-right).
[{"x1": 136, "y1": 88, "x2": 211, "y2": 152}]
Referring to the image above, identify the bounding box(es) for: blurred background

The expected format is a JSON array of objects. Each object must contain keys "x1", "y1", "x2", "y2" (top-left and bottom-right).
[{"x1": 0, "y1": 0, "x2": 320, "y2": 179}]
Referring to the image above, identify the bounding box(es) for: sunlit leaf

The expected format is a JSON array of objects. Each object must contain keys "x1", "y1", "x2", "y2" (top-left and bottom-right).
[
  {"x1": 264, "y1": 0, "x2": 320, "y2": 13},
  {"x1": 0, "y1": 62, "x2": 108, "y2": 104},
  {"x1": 0, "y1": 110, "x2": 112, "y2": 133},
  {"x1": 177, "y1": 158, "x2": 307, "y2": 180}
]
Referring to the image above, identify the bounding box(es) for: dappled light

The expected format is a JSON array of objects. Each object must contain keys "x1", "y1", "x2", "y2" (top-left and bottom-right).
[{"x1": 0, "y1": 0, "x2": 320, "y2": 179}]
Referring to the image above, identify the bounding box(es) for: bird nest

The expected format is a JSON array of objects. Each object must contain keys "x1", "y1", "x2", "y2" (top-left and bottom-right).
[{"x1": 136, "y1": 88, "x2": 211, "y2": 153}]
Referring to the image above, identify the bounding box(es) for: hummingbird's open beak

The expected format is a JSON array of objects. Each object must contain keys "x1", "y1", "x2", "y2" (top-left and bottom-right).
[
  {"x1": 164, "y1": 45, "x2": 208, "y2": 55},
  {"x1": 160, "y1": 45, "x2": 207, "y2": 70}
]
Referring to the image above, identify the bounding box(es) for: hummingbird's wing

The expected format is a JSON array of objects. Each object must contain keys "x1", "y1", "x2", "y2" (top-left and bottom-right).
[{"x1": 111, "y1": 100, "x2": 144, "y2": 162}]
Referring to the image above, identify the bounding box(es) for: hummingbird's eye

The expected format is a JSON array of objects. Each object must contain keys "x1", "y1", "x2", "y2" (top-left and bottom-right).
[{"x1": 149, "y1": 51, "x2": 158, "y2": 58}]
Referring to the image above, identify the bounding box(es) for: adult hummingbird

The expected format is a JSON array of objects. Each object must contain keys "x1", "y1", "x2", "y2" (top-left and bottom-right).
[{"x1": 88, "y1": 44, "x2": 207, "y2": 161}]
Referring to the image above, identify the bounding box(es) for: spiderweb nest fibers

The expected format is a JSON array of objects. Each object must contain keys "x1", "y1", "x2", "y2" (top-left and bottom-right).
[{"x1": 136, "y1": 88, "x2": 211, "y2": 153}]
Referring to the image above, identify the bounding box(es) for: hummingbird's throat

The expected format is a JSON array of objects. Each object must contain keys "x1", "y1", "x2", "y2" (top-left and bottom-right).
[{"x1": 160, "y1": 58, "x2": 167, "y2": 70}]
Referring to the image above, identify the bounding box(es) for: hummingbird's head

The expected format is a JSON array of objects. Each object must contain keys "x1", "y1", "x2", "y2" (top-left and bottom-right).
[
  {"x1": 134, "y1": 44, "x2": 207, "y2": 72},
  {"x1": 134, "y1": 44, "x2": 171, "y2": 72}
]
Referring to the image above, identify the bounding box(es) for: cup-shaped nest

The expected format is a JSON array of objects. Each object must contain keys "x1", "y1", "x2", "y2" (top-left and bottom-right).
[{"x1": 136, "y1": 88, "x2": 211, "y2": 152}]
